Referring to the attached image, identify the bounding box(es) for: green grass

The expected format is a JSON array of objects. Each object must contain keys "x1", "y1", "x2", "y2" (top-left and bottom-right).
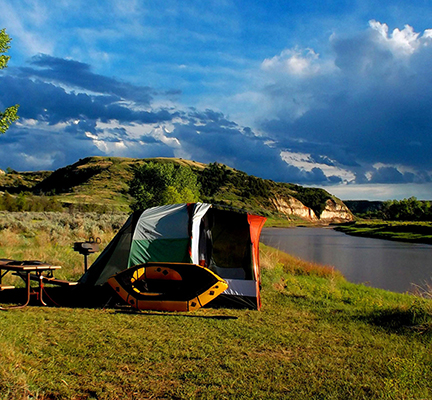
[
  {"x1": 1, "y1": 266, "x2": 431, "y2": 399},
  {"x1": 0, "y1": 214, "x2": 431, "y2": 399},
  {"x1": 335, "y1": 220, "x2": 432, "y2": 244}
]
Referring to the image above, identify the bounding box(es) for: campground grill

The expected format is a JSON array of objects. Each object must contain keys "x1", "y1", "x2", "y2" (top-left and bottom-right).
[{"x1": 73, "y1": 237, "x2": 101, "y2": 272}]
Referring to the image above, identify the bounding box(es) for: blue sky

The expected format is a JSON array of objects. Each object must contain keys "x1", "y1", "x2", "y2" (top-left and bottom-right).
[{"x1": 1, "y1": 1, "x2": 432, "y2": 200}]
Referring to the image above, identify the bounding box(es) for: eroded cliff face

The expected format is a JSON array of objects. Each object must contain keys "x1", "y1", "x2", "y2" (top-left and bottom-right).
[
  {"x1": 271, "y1": 195, "x2": 319, "y2": 222},
  {"x1": 319, "y1": 198, "x2": 354, "y2": 223},
  {"x1": 271, "y1": 195, "x2": 354, "y2": 223}
]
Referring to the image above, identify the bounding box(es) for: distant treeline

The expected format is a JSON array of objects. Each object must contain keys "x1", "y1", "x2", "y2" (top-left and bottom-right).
[
  {"x1": 0, "y1": 192, "x2": 114, "y2": 213},
  {"x1": 380, "y1": 197, "x2": 432, "y2": 221},
  {"x1": 353, "y1": 197, "x2": 432, "y2": 221},
  {"x1": 0, "y1": 192, "x2": 63, "y2": 212}
]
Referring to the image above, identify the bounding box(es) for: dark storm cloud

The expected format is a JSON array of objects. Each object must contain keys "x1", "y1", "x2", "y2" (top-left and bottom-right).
[
  {"x1": 0, "y1": 54, "x2": 183, "y2": 170},
  {"x1": 0, "y1": 74, "x2": 177, "y2": 126},
  {"x1": 369, "y1": 167, "x2": 409, "y2": 184},
  {"x1": 0, "y1": 126, "x2": 103, "y2": 170},
  {"x1": 189, "y1": 108, "x2": 238, "y2": 127},
  {"x1": 259, "y1": 22, "x2": 432, "y2": 185},
  {"x1": 64, "y1": 119, "x2": 98, "y2": 136},
  {"x1": 172, "y1": 115, "x2": 336, "y2": 184},
  {"x1": 369, "y1": 166, "x2": 432, "y2": 184},
  {"x1": 21, "y1": 54, "x2": 154, "y2": 104}
]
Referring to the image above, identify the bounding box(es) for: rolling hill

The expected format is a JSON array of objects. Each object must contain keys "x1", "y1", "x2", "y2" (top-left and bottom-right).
[{"x1": 0, "y1": 156, "x2": 353, "y2": 222}]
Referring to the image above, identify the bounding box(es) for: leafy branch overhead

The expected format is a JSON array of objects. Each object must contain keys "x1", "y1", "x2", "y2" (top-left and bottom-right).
[{"x1": 0, "y1": 29, "x2": 19, "y2": 134}]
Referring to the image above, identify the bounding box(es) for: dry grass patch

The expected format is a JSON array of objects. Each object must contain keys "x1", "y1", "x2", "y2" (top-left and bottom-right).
[
  {"x1": 260, "y1": 243, "x2": 343, "y2": 279},
  {"x1": 0, "y1": 212, "x2": 128, "y2": 282}
]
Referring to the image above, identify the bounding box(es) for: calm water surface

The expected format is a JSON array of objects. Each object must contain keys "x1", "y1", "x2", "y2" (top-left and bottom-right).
[{"x1": 261, "y1": 227, "x2": 432, "y2": 293}]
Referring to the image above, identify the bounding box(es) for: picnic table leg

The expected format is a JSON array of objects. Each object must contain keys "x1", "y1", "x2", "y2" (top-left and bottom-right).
[
  {"x1": 0, "y1": 271, "x2": 31, "y2": 310},
  {"x1": 38, "y1": 273, "x2": 47, "y2": 306},
  {"x1": 24, "y1": 272, "x2": 31, "y2": 307}
]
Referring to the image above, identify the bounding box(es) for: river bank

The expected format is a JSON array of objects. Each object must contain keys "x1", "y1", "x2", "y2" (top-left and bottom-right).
[{"x1": 334, "y1": 220, "x2": 432, "y2": 245}]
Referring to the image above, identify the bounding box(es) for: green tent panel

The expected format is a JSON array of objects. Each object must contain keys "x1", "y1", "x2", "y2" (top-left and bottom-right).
[{"x1": 128, "y1": 238, "x2": 191, "y2": 266}]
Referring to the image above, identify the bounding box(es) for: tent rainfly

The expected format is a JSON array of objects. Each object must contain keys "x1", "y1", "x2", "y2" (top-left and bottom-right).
[{"x1": 79, "y1": 203, "x2": 266, "y2": 310}]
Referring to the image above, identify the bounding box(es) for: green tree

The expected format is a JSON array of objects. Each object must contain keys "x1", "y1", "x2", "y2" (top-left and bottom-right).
[
  {"x1": 199, "y1": 162, "x2": 231, "y2": 196},
  {"x1": 129, "y1": 162, "x2": 200, "y2": 211},
  {"x1": 0, "y1": 29, "x2": 19, "y2": 133},
  {"x1": 380, "y1": 197, "x2": 431, "y2": 221}
]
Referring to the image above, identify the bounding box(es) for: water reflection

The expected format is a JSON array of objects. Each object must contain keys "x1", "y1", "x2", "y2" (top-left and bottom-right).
[{"x1": 261, "y1": 227, "x2": 432, "y2": 293}]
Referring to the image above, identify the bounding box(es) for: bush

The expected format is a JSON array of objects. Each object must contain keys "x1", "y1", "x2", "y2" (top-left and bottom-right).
[
  {"x1": 129, "y1": 162, "x2": 201, "y2": 211},
  {"x1": 0, "y1": 192, "x2": 63, "y2": 212}
]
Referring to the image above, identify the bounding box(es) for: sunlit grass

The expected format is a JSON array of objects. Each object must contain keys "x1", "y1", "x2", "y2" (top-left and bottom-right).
[{"x1": 0, "y1": 212, "x2": 431, "y2": 399}]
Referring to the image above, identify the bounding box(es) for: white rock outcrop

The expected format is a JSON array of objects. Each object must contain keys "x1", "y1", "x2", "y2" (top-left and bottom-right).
[
  {"x1": 271, "y1": 195, "x2": 354, "y2": 223},
  {"x1": 271, "y1": 195, "x2": 318, "y2": 221},
  {"x1": 319, "y1": 198, "x2": 354, "y2": 223}
]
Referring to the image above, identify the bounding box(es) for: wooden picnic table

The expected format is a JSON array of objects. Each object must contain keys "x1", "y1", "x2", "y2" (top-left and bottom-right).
[{"x1": 0, "y1": 259, "x2": 62, "y2": 309}]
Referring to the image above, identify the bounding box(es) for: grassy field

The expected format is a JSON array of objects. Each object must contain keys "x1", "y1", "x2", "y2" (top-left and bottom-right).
[
  {"x1": 0, "y1": 212, "x2": 128, "y2": 283},
  {"x1": 335, "y1": 219, "x2": 432, "y2": 244},
  {"x1": 0, "y1": 213, "x2": 431, "y2": 399}
]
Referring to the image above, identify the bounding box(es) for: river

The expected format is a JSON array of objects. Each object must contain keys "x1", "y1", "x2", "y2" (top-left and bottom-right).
[{"x1": 260, "y1": 227, "x2": 432, "y2": 294}]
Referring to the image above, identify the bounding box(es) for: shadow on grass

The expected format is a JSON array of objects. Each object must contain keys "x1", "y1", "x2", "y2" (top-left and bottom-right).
[
  {"x1": 282, "y1": 290, "x2": 432, "y2": 337},
  {"x1": 115, "y1": 309, "x2": 238, "y2": 319},
  {"x1": 0, "y1": 285, "x2": 114, "y2": 309},
  {"x1": 0, "y1": 286, "x2": 238, "y2": 319},
  {"x1": 358, "y1": 306, "x2": 432, "y2": 336}
]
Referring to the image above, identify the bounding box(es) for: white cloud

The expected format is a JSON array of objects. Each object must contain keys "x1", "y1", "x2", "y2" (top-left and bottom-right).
[
  {"x1": 369, "y1": 20, "x2": 417, "y2": 55},
  {"x1": 261, "y1": 47, "x2": 322, "y2": 76},
  {"x1": 422, "y1": 30, "x2": 432, "y2": 40},
  {"x1": 20, "y1": 152, "x2": 60, "y2": 169},
  {"x1": 281, "y1": 151, "x2": 356, "y2": 183},
  {"x1": 0, "y1": 2, "x2": 54, "y2": 56},
  {"x1": 368, "y1": 20, "x2": 432, "y2": 56},
  {"x1": 88, "y1": 120, "x2": 182, "y2": 152}
]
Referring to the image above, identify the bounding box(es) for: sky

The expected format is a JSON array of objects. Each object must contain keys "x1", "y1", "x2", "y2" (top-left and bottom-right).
[{"x1": 1, "y1": 1, "x2": 432, "y2": 200}]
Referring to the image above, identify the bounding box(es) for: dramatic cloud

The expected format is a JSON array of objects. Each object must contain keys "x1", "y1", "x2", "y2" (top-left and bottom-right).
[
  {"x1": 0, "y1": 54, "x2": 321, "y2": 182},
  {"x1": 257, "y1": 21, "x2": 432, "y2": 188},
  {"x1": 21, "y1": 54, "x2": 154, "y2": 104}
]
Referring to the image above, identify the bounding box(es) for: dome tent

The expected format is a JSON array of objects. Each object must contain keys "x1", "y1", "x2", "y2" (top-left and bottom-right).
[{"x1": 80, "y1": 203, "x2": 266, "y2": 310}]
